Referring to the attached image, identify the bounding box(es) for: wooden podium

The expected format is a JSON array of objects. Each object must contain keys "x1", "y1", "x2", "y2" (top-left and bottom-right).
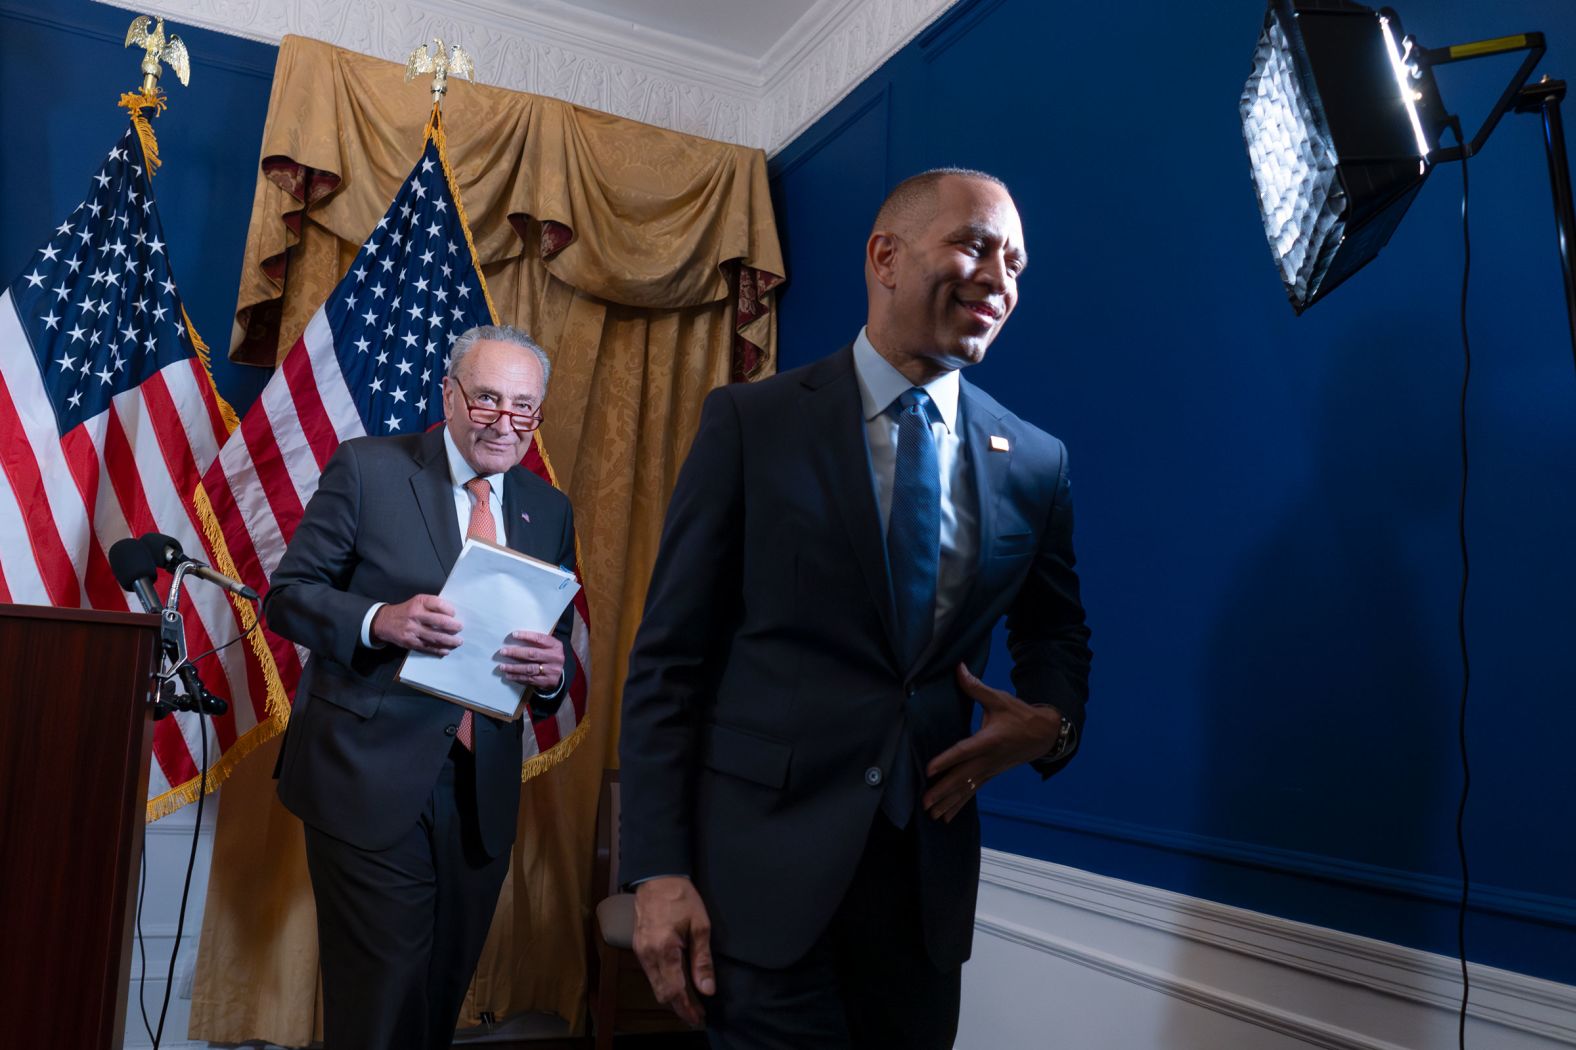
[{"x1": 0, "y1": 603, "x2": 161, "y2": 1050}]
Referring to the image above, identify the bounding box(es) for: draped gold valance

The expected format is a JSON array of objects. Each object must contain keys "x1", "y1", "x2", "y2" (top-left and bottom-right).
[
  {"x1": 231, "y1": 34, "x2": 782, "y2": 376},
  {"x1": 194, "y1": 35, "x2": 784, "y2": 1045}
]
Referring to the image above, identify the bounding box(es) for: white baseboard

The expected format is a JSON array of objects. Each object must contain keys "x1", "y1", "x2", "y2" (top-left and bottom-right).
[
  {"x1": 961, "y1": 850, "x2": 1576, "y2": 1050},
  {"x1": 116, "y1": 832, "x2": 1575, "y2": 1048}
]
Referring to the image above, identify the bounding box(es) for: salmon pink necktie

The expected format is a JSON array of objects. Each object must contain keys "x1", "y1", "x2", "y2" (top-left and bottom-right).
[{"x1": 455, "y1": 476, "x2": 496, "y2": 749}]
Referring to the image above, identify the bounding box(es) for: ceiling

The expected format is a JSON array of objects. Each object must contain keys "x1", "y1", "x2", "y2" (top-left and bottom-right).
[
  {"x1": 523, "y1": 0, "x2": 824, "y2": 63},
  {"x1": 94, "y1": 0, "x2": 957, "y2": 154}
]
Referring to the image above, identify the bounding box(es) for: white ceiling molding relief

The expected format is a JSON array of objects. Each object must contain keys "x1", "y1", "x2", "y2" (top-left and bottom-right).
[{"x1": 93, "y1": 0, "x2": 957, "y2": 155}]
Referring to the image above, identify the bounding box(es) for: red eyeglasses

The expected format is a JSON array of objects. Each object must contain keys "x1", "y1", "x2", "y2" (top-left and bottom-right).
[{"x1": 450, "y1": 377, "x2": 544, "y2": 434}]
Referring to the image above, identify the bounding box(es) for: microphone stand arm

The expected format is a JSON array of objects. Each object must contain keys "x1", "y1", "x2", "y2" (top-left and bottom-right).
[{"x1": 151, "y1": 564, "x2": 230, "y2": 719}]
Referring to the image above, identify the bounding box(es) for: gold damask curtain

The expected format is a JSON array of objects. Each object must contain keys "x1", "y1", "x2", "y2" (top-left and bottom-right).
[{"x1": 190, "y1": 35, "x2": 782, "y2": 1043}]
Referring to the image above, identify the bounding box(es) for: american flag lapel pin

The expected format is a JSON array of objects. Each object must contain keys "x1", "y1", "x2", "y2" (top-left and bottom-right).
[{"x1": 990, "y1": 435, "x2": 1010, "y2": 452}]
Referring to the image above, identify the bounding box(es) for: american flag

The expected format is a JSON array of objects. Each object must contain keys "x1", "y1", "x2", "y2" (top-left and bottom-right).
[
  {"x1": 199, "y1": 131, "x2": 592, "y2": 775},
  {"x1": 0, "y1": 122, "x2": 271, "y2": 817}
]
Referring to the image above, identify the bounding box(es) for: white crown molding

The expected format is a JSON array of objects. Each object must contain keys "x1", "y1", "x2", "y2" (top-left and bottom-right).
[
  {"x1": 759, "y1": 0, "x2": 954, "y2": 156},
  {"x1": 92, "y1": 0, "x2": 958, "y2": 155}
]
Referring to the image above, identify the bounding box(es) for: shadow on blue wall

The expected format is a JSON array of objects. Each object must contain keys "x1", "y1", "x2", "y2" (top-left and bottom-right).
[{"x1": 770, "y1": 0, "x2": 1576, "y2": 983}]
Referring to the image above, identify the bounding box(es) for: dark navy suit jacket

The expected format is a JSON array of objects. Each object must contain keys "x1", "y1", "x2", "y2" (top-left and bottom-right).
[
  {"x1": 619, "y1": 347, "x2": 1092, "y2": 969},
  {"x1": 268, "y1": 426, "x2": 576, "y2": 858}
]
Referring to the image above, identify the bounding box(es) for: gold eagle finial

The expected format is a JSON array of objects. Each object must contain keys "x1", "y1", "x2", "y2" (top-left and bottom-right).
[
  {"x1": 405, "y1": 39, "x2": 474, "y2": 107},
  {"x1": 125, "y1": 15, "x2": 191, "y2": 94}
]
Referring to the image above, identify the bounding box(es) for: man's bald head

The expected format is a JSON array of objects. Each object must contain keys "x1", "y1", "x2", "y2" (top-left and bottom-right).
[{"x1": 870, "y1": 167, "x2": 1008, "y2": 238}]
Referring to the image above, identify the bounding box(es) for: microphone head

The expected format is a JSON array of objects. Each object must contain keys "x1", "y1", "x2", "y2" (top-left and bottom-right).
[
  {"x1": 109, "y1": 537, "x2": 159, "y2": 589},
  {"x1": 139, "y1": 531, "x2": 183, "y2": 570}
]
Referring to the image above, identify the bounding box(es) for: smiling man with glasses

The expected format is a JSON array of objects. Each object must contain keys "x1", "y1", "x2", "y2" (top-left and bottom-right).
[{"x1": 266, "y1": 323, "x2": 578, "y2": 1050}]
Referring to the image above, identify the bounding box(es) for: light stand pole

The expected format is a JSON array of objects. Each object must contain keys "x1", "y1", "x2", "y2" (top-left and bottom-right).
[{"x1": 1514, "y1": 76, "x2": 1576, "y2": 372}]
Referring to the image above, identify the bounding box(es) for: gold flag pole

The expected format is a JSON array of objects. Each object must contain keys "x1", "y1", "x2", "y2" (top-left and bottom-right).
[
  {"x1": 119, "y1": 14, "x2": 191, "y2": 173},
  {"x1": 405, "y1": 37, "x2": 475, "y2": 121},
  {"x1": 126, "y1": 15, "x2": 191, "y2": 95},
  {"x1": 405, "y1": 38, "x2": 481, "y2": 283},
  {"x1": 399, "y1": 39, "x2": 582, "y2": 777}
]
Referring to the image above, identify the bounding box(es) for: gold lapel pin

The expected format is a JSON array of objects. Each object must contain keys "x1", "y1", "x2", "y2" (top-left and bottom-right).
[{"x1": 990, "y1": 435, "x2": 1010, "y2": 452}]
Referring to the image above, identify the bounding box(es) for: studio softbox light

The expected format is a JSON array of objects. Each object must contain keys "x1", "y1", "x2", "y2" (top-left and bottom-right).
[{"x1": 1241, "y1": 0, "x2": 1446, "y2": 312}]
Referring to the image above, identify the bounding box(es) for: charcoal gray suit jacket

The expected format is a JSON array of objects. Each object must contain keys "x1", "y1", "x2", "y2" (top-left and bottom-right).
[{"x1": 268, "y1": 426, "x2": 576, "y2": 858}]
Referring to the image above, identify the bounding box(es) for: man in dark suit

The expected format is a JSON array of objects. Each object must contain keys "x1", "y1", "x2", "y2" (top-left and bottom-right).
[
  {"x1": 267, "y1": 324, "x2": 578, "y2": 1050},
  {"x1": 618, "y1": 168, "x2": 1093, "y2": 1047}
]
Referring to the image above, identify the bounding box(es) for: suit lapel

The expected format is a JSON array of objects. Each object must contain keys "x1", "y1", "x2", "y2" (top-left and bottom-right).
[
  {"x1": 410, "y1": 429, "x2": 464, "y2": 576},
  {"x1": 501, "y1": 469, "x2": 538, "y2": 557},
  {"x1": 962, "y1": 380, "x2": 1008, "y2": 576},
  {"x1": 929, "y1": 381, "x2": 1008, "y2": 672},
  {"x1": 803, "y1": 348, "x2": 901, "y2": 669}
]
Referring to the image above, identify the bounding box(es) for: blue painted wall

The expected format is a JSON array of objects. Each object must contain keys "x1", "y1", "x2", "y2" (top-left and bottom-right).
[
  {"x1": 7, "y1": 0, "x2": 1572, "y2": 988},
  {"x1": 0, "y1": 0, "x2": 276, "y2": 413},
  {"x1": 770, "y1": 0, "x2": 1576, "y2": 982}
]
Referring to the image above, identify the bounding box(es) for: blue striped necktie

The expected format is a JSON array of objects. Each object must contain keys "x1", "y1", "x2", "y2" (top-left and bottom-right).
[
  {"x1": 887, "y1": 387, "x2": 942, "y2": 673},
  {"x1": 881, "y1": 387, "x2": 940, "y2": 828}
]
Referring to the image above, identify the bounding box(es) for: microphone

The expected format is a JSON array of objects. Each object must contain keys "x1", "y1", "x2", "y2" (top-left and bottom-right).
[
  {"x1": 139, "y1": 532, "x2": 259, "y2": 601},
  {"x1": 108, "y1": 537, "x2": 163, "y2": 613},
  {"x1": 109, "y1": 536, "x2": 230, "y2": 717}
]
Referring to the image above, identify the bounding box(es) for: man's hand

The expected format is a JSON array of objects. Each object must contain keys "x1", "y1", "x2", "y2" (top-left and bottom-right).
[
  {"x1": 496, "y1": 630, "x2": 566, "y2": 691},
  {"x1": 633, "y1": 876, "x2": 715, "y2": 1027},
  {"x1": 371, "y1": 595, "x2": 462, "y2": 655},
  {"x1": 923, "y1": 663, "x2": 1063, "y2": 823}
]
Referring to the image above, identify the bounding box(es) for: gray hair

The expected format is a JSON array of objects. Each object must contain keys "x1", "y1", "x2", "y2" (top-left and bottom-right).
[{"x1": 447, "y1": 324, "x2": 552, "y2": 388}]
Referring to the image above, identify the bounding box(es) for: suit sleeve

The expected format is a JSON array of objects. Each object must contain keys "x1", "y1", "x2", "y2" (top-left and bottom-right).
[
  {"x1": 618, "y1": 387, "x2": 745, "y2": 885},
  {"x1": 265, "y1": 441, "x2": 377, "y2": 669},
  {"x1": 1007, "y1": 437, "x2": 1093, "y2": 777}
]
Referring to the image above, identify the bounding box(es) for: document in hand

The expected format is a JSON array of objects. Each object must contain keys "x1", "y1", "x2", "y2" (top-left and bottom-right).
[{"x1": 396, "y1": 537, "x2": 581, "y2": 719}]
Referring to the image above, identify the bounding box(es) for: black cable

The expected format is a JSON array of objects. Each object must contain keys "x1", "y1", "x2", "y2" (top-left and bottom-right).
[
  {"x1": 1452, "y1": 120, "x2": 1474, "y2": 1050},
  {"x1": 151, "y1": 678, "x2": 214, "y2": 1048},
  {"x1": 132, "y1": 595, "x2": 252, "y2": 1044},
  {"x1": 155, "y1": 609, "x2": 261, "y2": 690},
  {"x1": 137, "y1": 841, "x2": 155, "y2": 1044},
  {"x1": 184, "y1": 614, "x2": 261, "y2": 669}
]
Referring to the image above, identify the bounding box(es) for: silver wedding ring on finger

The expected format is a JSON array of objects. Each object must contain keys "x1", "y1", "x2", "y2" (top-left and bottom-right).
[{"x1": 534, "y1": 662, "x2": 543, "y2": 678}]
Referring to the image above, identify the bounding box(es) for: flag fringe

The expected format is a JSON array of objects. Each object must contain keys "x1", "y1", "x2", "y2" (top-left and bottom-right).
[
  {"x1": 106, "y1": 84, "x2": 267, "y2": 821},
  {"x1": 183, "y1": 306, "x2": 240, "y2": 434},
  {"x1": 424, "y1": 105, "x2": 502, "y2": 327},
  {"x1": 117, "y1": 90, "x2": 167, "y2": 174},
  {"x1": 144, "y1": 716, "x2": 283, "y2": 821},
  {"x1": 423, "y1": 104, "x2": 571, "y2": 493},
  {"x1": 192, "y1": 480, "x2": 292, "y2": 725},
  {"x1": 519, "y1": 709, "x2": 590, "y2": 782},
  {"x1": 427, "y1": 105, "x2": 593, "y2": 780},
  {"x1": 144, "y1": 481, "x2": 293, "y2": 822}
]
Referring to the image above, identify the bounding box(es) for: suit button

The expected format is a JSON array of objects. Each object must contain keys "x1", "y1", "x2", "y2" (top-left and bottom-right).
[
  {"x1": 864, "y1": 766, "x2": 883, "y2": 787},
  {"x1": 906, "y1": 685, "x2": 917, "y2": 697},
  {"x1": 443, "y1": 724, "x2": 457, "y2": 736}
]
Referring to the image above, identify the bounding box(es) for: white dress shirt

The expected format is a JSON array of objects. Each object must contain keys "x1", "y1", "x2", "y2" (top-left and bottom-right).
[
  {"x1": 852, "y1": 327, "x2": 978, "y2": 638},
  {"x1": 356, "y1": 430, "x2": 566, "y2": 696},
  {"x1": 359, "y1": 428, "x2": 506, "y2": 647}
]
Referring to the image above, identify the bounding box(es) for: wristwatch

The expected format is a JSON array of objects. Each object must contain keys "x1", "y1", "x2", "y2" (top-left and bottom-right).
[{"x1": 1035, "y1": 704, "x2": 1077, "y2": 763}]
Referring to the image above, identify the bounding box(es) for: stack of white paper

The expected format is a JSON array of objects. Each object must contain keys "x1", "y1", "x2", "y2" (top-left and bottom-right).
[{"x1": 397, "y1": 537, "x2": 580, "y2": 718}]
